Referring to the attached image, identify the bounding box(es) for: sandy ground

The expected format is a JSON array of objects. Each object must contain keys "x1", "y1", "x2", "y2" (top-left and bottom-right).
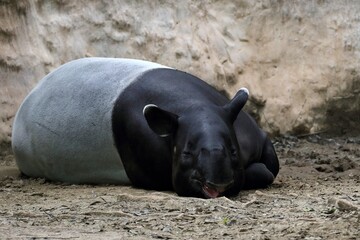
[{"x1": 0, "y1": 134, "x2": 359, "y2": 239}]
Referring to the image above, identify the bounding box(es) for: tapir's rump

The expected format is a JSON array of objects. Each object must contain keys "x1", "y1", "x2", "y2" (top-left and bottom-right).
[{"x1": 12, "y1": 58, "x2": 168, "y2": 184}]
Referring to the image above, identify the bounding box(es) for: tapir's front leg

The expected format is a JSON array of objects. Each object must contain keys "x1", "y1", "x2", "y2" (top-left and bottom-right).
[{"x1": 243, "y1": 137, "x2": 279, "y2": 189}]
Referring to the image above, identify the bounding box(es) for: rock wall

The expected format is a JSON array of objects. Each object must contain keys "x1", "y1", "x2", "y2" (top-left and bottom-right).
[{"x1": 1, "y1": 0, "x2": 359, "y2": 143}]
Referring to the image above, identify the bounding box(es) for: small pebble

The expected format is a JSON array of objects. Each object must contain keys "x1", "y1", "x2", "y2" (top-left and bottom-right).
[{"x1": 328, "y1": 197, "x2": 359, "y2": 211}]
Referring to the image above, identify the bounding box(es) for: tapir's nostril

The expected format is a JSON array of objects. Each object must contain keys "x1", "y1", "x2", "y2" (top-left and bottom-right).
[
  {"x1": 201, "y1": 145, "x2": 225, "y2": 153},
  {"x1": 205, "y1": 180, "x2": 234, "y2": 192}
]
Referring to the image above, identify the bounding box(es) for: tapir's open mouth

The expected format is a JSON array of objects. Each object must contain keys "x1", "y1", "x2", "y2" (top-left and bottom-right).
[
  {"x1": 191, "y1": 173, "x2": 233, "y2": 198},
  {"x1": 202, "y1": 184, "x2": 225, "y2": 199}
]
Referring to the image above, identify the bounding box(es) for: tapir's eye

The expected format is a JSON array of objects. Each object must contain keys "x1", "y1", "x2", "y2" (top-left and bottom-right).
[
  {"x1": 230, "y1": 148, "x2": 237, "y2": 157},
  {"x1": 186, "y1": 141, "x2": 194, "y2": 150},
  {"x1": 180, "y1": 151, "x2": 194, "y2": 167}
]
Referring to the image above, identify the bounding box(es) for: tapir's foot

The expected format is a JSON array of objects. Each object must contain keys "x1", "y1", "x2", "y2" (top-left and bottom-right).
[{"x1": 243, "y1": 163, "x2": 275, "y2": 189}]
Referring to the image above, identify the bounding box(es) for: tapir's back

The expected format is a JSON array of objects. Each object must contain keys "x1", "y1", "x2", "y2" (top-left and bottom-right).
[{"x1": 12, "y1": 57, "x2": 168, "y2": 184}]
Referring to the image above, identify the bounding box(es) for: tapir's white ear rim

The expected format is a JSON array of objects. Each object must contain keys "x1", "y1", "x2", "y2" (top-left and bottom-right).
[
  {"x1": 239, "y1": 87, "x2": 249, "y2": 96},
  {"x1": 143, "y1": 104, "x2": 179, "y2": 138},
  {"x1": 143, "y1": 104, "x2": 159, "y2": 116}
]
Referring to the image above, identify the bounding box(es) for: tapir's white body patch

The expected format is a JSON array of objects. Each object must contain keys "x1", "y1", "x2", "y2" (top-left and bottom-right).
[{"x1": 12, "y1": 58, "x2": 170, "y2": 184}]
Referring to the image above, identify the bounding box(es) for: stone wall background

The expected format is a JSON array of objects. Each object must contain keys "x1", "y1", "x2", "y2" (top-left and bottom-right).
[{"x1": 1, "y1": 0, "x2": 359, "y2": 143}]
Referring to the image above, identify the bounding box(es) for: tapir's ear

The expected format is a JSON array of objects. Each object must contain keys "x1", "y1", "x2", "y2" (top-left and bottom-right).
[
  {"x1": 224, "y1": 87, "x2": 249, "y2": 122},
  {"x1": 143, "y1": 104, "x2": 179, "y2": 137}
]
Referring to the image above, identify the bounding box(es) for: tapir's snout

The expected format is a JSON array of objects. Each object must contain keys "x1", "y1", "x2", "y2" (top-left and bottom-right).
[{"x1": 198, "y1": 147, "x2": 235, "y2": 198}]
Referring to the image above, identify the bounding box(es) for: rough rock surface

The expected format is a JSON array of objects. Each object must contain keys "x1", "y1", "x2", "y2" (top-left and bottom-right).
[{"x1": 1, "y1": 0, "x2": 360, "y2": 143}]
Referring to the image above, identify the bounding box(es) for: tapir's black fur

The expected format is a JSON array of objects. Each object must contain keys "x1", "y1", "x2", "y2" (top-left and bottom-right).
[{"x1": 112, "y1": 68, "x2": 279, "y2": 198}]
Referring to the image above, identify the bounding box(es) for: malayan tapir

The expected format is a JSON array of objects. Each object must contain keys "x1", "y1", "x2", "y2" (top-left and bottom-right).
[{"x1": 12, "y1": 58, "x2": 279, "y2": 198}]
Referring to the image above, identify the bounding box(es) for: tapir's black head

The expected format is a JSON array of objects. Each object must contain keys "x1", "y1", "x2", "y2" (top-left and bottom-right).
[{"x1": 143, "y1": 88, "x2": 249, "y2": 198}]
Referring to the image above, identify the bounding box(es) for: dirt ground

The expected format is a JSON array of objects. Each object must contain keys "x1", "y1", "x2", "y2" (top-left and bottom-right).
[{"x1": 0, "y1": 134, "x2": 359, "y2": 240}]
